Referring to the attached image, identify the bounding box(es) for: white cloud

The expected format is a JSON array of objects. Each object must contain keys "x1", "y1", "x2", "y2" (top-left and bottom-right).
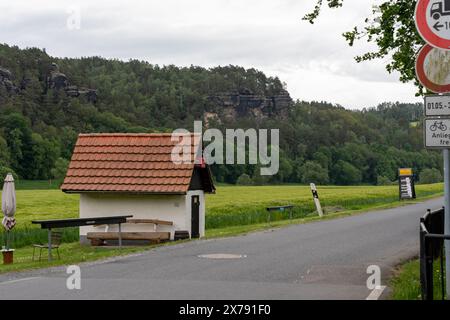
[{"x1": 0, "y1": 0, "x2": 421, "y2": 108}]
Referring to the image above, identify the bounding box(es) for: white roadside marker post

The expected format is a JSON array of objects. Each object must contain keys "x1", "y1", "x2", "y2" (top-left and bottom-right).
[{"x1": 310, "y1": 183, "x2": 323, "y2": 218}]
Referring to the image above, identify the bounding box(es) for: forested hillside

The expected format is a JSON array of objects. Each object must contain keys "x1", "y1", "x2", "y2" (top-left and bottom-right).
[{"x1": 0, "y1": 43, "x2": 441, "y2": 185}]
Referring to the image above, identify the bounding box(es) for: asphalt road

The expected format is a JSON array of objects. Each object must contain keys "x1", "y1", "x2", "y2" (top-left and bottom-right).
[{"x1": 0, "y1": 197, "x2": 443, "y2": 300}]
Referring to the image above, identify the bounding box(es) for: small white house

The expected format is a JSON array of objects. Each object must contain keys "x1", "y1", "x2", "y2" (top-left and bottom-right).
[{"x1": 61, "y1": 133, "x2": 215, "y2": 244}]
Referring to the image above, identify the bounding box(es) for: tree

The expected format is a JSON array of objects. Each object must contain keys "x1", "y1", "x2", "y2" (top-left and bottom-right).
[
  {"x1": 304, "y1": 0, "x2": 424, "y2": 93},
  {"x1": 0, "y1": 166, "x2": 17, "y2": 181},
  {"x1": 0, "y1": 136, "x2": 10, "y2": 166},
  {"x1": 298, "y1": 161, "x2": 329, "y2": 185},
  {"x1": 377, "y1": 175, "x2": 393, "y2": 186},
  {"x1": 0, "y1": 43, "x2": 441, "y2": 185},
  {"x1": 236, "y1": 173, "x2": 253, "y2": 185},
  {"x1": 0, "y1": 112, "x2": 34, "y2": 178},
  {"x1": 333, "y1": 160, "x2": 362, "y2": 185},
  {"x1": 420, "y1": 168, "x2": 442, "y2": 184},
  {"x1": 271, "y1": 151, "x2": 293, "y2": 183},
  {"x1": 51, "y1": 157, "x2": 69, "y2": 180}
]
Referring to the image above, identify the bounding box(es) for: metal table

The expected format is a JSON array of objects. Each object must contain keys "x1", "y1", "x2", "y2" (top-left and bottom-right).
[{"x1": 32, "y1": 215, "x2": 133, "y2": 261}]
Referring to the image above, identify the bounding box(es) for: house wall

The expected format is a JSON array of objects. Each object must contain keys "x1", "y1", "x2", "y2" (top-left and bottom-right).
[{"x1": 79, "y1": 193, "x2": 188, "y2": 243}]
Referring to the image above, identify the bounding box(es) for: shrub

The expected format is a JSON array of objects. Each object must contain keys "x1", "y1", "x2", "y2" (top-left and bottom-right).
[
  {"x1": 298, "y1": 161, "x2": 329, "y2": 185},
  {"x1": 420, "y1": 168, "x2": 442, "y2": 184},
  {"x1": 0, "y1": 166, "x2": 18, "y2": 181},
  {"x1": 377, "y1": 176, "x2": 393, "y2": 186},
  {"x1": 51, "y1": 157, "x2": 69, "y2": 179},
  {"x1": 236, "y1": 173, "x2": 253, "y2": 185},
  {"x1": 332, "y1": 160, "x2": 362, "y2": 185}
]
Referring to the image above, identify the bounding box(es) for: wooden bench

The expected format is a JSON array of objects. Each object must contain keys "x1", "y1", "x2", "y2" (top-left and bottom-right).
[
  {"x1": 126, "y1": 219, "x2": 173, "y2": 231},
  {"x1": 88, "y1": 218, "x2": 174, "y2": 246},
  {"x1": 87, "y1": 231, "x2": 171, "y2": 246},
  {"x1": 95, "y1": 218, "x2": 173, "y2": 231}
]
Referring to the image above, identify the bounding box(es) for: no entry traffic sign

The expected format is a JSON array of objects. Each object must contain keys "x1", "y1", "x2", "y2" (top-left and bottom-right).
[
  {"x1": 416, "y1": 0, "x2": 450, "y2": 49},
  {"x1": 416, "y1": 44, "x2": 450, "y2": 93}
]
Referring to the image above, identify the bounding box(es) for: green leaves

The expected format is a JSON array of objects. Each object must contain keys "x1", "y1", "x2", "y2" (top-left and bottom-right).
[{"x1": 302, "y1": 0, "x2": 344, "y2": 24}]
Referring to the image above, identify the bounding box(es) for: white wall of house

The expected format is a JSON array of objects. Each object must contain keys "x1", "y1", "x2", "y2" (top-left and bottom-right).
[
  {"x1": 79, "y1": 193, "x2": 190, "y2": 241},
  {"x1": 80, "y1": 193, "x2": 185, "y2": 240}
]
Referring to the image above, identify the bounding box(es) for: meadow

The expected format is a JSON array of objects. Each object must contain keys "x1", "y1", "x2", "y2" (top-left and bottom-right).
[{"x1": 2, "y1": 183, "x2": 444, "y2": 248}]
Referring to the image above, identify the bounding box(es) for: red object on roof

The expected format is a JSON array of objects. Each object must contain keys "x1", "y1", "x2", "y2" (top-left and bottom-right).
[{"x1": 61, "y1": 133, "x2": 215, "y2": 194}]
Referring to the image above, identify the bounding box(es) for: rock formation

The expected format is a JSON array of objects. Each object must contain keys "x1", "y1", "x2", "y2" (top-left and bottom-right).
[
  {"x1": 47, "y1": 63, "x2": 97, "y2": 103},
  {"x1": 0, "y1": 63, "x2": 97, "y2": 103},
  {"x1": 207, "y1": 88, "x2": 293, "y2": 122},
  {"x1": 0, "y1": 67, "x2": 19, "y2": 93}
]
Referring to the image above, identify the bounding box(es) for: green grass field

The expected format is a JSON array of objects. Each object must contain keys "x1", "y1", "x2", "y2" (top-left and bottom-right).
[{"x1": 2, "y1": 183, "x2": 444, "y2": 248}]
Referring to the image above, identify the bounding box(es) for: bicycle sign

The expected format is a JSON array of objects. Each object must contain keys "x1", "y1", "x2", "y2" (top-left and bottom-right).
[
  {"x1": 430, "y1": 120, "x2": 448, "y2": 131},
  {"x1": 425, "y1": 118, "x2": 450, "y2": 148}
]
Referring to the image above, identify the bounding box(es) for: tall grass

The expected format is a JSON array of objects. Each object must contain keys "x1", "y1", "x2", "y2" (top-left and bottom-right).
[{"x1": 2, "y1": 227, "x2": 79, "y2": 248}]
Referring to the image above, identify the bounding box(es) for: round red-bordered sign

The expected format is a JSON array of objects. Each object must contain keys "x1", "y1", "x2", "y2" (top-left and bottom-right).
[
  {"x1": 415, "y1": 0, "x2": 450, "y2": 50},
  {"x1": 416, "y1": 44, "x2": 450, "y2": 93}
]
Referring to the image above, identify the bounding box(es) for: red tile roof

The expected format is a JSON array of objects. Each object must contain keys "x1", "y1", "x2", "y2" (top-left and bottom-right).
[{"x1": 61, "y1": 133, "x2": 210, "y2": 194}]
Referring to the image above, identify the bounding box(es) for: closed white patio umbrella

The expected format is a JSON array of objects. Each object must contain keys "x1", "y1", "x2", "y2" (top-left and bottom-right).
[{"x1": 2, "y1": 173, "x2": 16, "y2": 250}]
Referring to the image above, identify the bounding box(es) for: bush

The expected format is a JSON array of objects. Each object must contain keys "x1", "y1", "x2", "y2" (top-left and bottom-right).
[
  {"x1": 420, "y1": 168, "x2": 442, "y2": 184},
  {"x1": 0, "y1": 166, "x2": 18, "y2": 181},
  {"x1": 236, "y1": 173, "x2": 253, "y2": 185},
  {"x1": 333, "y1": 160, "x2": 362, "y2": 185},
  {"x1": 298, "y1": 161, "x2": 329, "y2": 185},
  {"x1": 377, "y1": 176, "x2": 393, "y2": 186},
  {"x1": 51, "y1": 157, "x2": 69, "y2": 179}
]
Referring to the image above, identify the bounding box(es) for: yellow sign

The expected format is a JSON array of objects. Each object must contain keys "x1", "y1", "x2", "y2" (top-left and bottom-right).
[{"x1": 399, "y1": 168, "x2": 413, "y2": 176}]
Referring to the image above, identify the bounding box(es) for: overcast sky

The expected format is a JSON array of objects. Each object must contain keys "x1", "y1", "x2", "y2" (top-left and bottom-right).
[{"x1": 0, "y1": 0, "x2": 421, "y2": 109}]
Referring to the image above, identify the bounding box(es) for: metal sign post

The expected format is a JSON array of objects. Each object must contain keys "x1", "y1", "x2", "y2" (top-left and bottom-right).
[
  {"x1": 444, "y1": 149, "x2": 450, "y2": 299},
  {"x1": 423, "y1": 110, "x2": 450, "y2": 299}
]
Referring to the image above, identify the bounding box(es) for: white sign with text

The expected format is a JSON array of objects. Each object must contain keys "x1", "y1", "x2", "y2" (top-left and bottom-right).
[
  {"x1": 425, "y1": 118, "x2": 450, "y2": 148},
  {"x1": 425, "y1": 94, "x2": 450, "y2": 116}
]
